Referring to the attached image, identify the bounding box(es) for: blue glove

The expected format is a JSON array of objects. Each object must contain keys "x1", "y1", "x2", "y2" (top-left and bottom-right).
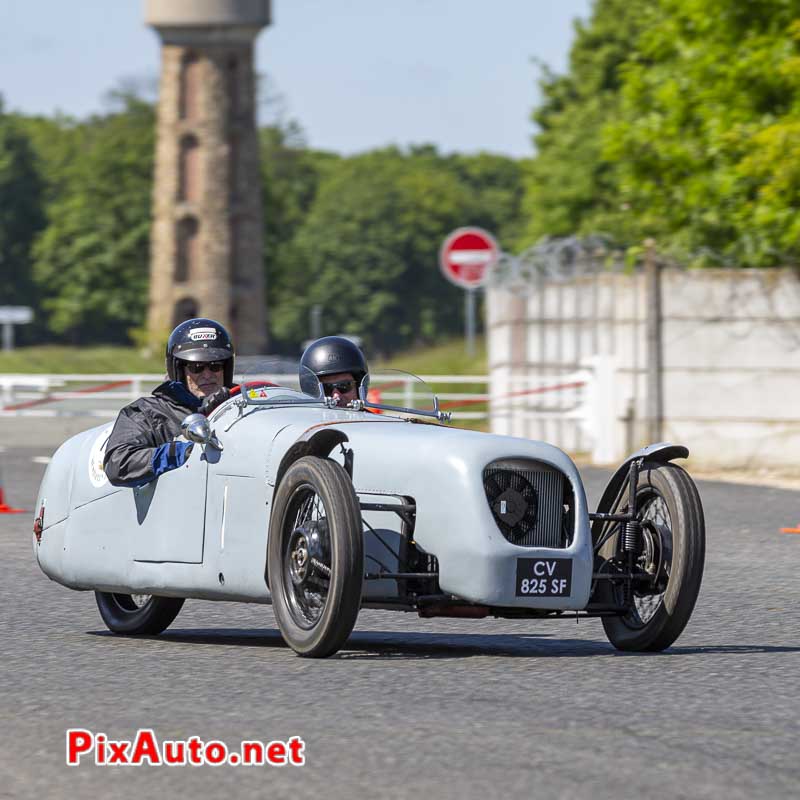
[{"x1": 151, "y1": 440, "x2": 194, "y2": 479}]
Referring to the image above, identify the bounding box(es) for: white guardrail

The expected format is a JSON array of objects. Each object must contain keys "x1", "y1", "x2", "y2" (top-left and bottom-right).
[
  {"x1": 0, "y1": 371, "x2": 587, "y2": 417},
  {"x1": 0, "y1": 365, "x2": 618, "y2": 462},
  {"x1": 0, "y1": 368, "x2": 614, "y2": 463},
  {"x1": 0, "y1": 373, "x2": 500, "y2": 421},
  {"x1": 0, "y1": 374, "x2": 166, "y2": 417}
]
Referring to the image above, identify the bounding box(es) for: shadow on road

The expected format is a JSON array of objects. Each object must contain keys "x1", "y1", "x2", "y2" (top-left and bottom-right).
[
  {"x1": 87, "y1": 628, "x2": 800, "y2": 660},
  {"x1": 666, "y1": 644, "x2": 800, "y2": 655}
]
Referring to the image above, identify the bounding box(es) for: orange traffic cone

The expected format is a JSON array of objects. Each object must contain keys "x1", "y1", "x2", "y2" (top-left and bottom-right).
[
  {"x1": 0, "y1": 461, "x2": 25, "y2": 514},
  {"x1": 780, "y1": 523, "x2": 800, "y2": 534},
  {"x1": 366, "y1": 388, "x2": 383, "y2": 414}
]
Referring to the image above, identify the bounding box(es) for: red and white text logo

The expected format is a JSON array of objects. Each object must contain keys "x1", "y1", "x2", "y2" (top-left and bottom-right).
[{"x1": 66, "y1": 729, "x2": 306, "y2": 767}]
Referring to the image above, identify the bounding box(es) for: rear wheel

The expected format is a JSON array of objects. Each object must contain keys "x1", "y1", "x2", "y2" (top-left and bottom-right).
[
  {"x1": 599, "y1": 462, "x2": 705, "y2": 652},
  {"x1": 94, "y1": 592, "x2": 184, "y2": 635},
  {"x1": 268, "y1": 456, "x2": 363, "y2": 658}
]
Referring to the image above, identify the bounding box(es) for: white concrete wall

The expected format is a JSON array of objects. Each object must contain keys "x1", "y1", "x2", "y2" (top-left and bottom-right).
[{"x1": 488, "y1": 268, "x2": 800, "y2": 469}]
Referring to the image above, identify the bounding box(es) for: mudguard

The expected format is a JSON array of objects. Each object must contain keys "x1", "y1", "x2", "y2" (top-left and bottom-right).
[{"x1": 592, "y1": 442, "x2": 690, "y2": 535}]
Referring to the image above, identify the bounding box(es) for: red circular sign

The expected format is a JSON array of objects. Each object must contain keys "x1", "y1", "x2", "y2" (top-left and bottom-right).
[{"x1": 439, "y1": 227, "x2": 499, "y2": 289}]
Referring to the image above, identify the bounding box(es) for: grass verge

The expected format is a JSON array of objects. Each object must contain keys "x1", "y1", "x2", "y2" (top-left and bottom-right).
[
  {"x1": 0, "y1": 338, "x2": 490, "y2": 430},
  {"x1": 0, "y1": 346, "x2": 164, "y2": 374}
]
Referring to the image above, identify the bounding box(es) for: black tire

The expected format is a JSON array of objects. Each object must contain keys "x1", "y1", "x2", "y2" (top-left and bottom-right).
[
  {"x1": 268, "y1": 456, "x2": 363, "y2": 658},
  {"x1": 94, "y1": 592, "x2": 184, "y2": 635},
  {"x1": 599, "y1": 461, "x2": 705, "y2": 652}
]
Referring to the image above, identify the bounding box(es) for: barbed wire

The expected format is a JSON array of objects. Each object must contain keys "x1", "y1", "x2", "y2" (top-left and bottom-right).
[
  {"x1": 489, "y1": 235, "x2": 800, "y2": 349},
  {"x1": 489, "y1": 235, "x2": 628, "y2": 291}
]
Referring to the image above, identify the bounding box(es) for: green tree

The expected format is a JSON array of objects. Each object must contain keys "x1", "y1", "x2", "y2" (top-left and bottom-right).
[
  {"x1": 269, "y1": 147, "x2": 491, "y2": 355},
  {"x1": 0, "y1": 98, "x2": 45, "y2": 324},
  {"x1": 520, "y1": 0, "x2": 653, "y2": 246},
  {"x1": 31, "y1": 91, "x2": 155, "y2": 341},
  {"x1": 261, "y1": 121, "x2": 338, "y2": 258},
  {"x1": 525, "y1": 0, "x2": 800, "y2": 264},
  {"x1": 260, "y1": 122, "x2": 340, "y2": 348},
  {"x1": 6, "y1": 83, "x2": 525, "y2": 352},
  {"x1": 445, "y1": 151, "x2": 528, "y2": 246},
  {"x1": 603, "y1": 0, "x2": 800, "y2": 264}
]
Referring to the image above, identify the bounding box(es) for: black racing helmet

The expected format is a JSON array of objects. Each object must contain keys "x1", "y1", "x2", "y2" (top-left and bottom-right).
[
  {"x1": 299, "y1": 336, "x2": 368, "y2": 396},
  {"x1": 166, "y1": 318, "x2": 235, "y2": 387}
]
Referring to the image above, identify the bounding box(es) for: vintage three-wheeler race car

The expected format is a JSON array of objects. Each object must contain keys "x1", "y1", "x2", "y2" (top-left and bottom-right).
[{"x1": 32, "y1": 365, "x2": 705, "y2": 657}]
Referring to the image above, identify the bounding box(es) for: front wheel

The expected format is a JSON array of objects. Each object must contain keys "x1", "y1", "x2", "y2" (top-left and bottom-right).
[
  {"x1": 94, "y1": 592, "x2": 184, "y2": 635},
  {"x1": 268, "y1": 456, "x2": 363, "y2": 658},
  {"x1": 599, "y1": 461, "x2": 705, "y2": 652}
]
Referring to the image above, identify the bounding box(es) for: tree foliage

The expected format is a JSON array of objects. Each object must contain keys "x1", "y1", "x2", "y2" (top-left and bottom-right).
[
  {"x1": 30, "y1": 92, "x2": 155, "y2": 341},
  {"x1": 520, "y1": 0, "x2": 653, "y2": 244},
  {"x1": 268, "y1": 146, "x2": 525, "y2": 354},
  {"x1": 261, "y1": 121, "x2": 339, "y2": 260},
  {"x1": 4, "y1": 91, "x2": 524, "y2": 353},
  {"x1": 605, "y1": 0, "x2": 800, "y2": 264},
  {"x1": 0, "y1": 98, "x2": 45, "y2": 323},
  {"x1": 523, "y1": 0, "x2": 800, "y2": 266}
]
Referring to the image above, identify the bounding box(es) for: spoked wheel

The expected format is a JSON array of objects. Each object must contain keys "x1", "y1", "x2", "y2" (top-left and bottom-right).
[
  {"x1": 628, "y1": 493, "x2": 673, "y2": 626},
  {"x1": 599, "y1": 461, "x2": 705, "y2": 652},
  {"x1": 268, "y1": 456, "x2": 363, "y2": 658},
  {"x1": 94, "y1": 591, "x2": 184, "y2": 635}
]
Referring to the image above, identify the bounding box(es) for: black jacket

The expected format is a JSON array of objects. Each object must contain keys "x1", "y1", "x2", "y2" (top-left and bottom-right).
[{"x1": 103, "y1": 381, "x2": 201, "y2": 487}]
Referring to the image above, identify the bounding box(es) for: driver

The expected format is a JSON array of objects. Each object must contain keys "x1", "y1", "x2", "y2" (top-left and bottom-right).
[
  {"x1": 103, "y1": 318, "x2": 235, "y2": 487},
  {"x1": 299, "y1": 336, "x2": 368, "y2": 408}
]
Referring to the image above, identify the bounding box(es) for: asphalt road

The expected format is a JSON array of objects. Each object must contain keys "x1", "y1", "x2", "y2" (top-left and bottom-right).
[{"x1": 1, "y1": 432, "x2": 798, "y2": 799}]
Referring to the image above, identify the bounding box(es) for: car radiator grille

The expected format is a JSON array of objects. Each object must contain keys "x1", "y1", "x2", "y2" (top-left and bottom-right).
[{"x1": 483, "y1": 464, "x2": 570, "y2": 548}]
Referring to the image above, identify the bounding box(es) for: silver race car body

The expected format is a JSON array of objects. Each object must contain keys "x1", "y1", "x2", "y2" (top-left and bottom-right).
[{"x1": 33, "y1": 372, "x2": 705, "y2": 657}]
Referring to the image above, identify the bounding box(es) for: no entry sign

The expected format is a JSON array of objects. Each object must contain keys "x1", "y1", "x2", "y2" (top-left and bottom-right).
[{"x1": 439, "y1": 227, "x2": 499, "y2": 289}]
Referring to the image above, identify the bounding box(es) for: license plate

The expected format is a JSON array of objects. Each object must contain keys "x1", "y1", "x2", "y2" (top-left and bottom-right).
[{"x1": 515, "y1": 558, "x2": 573, "y2": 597}]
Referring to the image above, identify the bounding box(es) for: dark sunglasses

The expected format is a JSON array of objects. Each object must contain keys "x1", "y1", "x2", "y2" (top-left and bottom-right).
[
  {"x1": 323, "y1": 379, "x2": 356, "y2": 396},
  {"x1": 185, "y1": 361, "x2": 225, "y2": 375}
]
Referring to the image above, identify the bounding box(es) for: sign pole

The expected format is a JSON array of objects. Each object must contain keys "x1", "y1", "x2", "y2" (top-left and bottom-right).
[
  {"x1": 439, "y1": 228, "x2": 498, "y2": 359},
  {"x1": 0, "y1": 307, "x2": 33, "y2": 352},
  {"x1": 465, "y1": 288, "x2": 476, "y2": 357},
  {"x1": 310, "y1": 304, "x2": 322, "y2": 340}
]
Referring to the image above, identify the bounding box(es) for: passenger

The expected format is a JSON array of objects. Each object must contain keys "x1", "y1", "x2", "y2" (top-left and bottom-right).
[
  {"x1": 299, "y1": 336, "x2": 368, "y2": 408},
  {"x1": 103, "y1": 318, "x2": 235, "y2": 487}
]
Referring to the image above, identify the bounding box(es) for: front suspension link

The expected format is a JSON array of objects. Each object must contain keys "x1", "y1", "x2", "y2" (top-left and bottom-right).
[{"x1": 311, "y1": 558, "x2": 331, "y2": 577}]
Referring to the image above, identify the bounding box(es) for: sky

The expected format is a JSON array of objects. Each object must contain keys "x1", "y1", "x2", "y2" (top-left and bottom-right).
[{"x1": 0, "y1": 0, "x2": 592, "y2": 158}]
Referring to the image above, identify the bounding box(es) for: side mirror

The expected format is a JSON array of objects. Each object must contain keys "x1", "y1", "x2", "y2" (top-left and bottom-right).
[{"x1": 181, "y1": 413, "x2": 212, "y2": 445}]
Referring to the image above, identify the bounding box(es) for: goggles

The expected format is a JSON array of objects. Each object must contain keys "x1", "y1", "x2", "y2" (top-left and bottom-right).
[
  {"x1": 322, "y1": 379, "x2": 356, "y2": 396},
  {"x1": 185, "y1": 361, "x2": 225, "y2": 375}
]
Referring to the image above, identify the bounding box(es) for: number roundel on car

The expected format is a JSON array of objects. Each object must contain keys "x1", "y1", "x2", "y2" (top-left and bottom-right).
[{"x1": 87, "y1": 425, "x2": 113, "y2": 488}]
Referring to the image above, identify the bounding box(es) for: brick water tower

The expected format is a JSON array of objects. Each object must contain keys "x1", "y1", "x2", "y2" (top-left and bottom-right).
[{"x1": 145, "y1": 0, "x2": 270, "y2": 353}]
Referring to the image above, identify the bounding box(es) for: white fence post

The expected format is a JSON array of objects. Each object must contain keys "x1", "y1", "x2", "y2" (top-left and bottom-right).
[
  {"x1": 581, "y1": 355, "x2": 619, "y2": 464},
  {"x1": 403, "y1": 375, "x2": 413, "y2": 409}
]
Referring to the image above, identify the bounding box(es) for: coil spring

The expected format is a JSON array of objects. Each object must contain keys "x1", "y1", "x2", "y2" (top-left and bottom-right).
[{"x1": 623, "y1": 520, "x2": 643, "y2": 554}]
